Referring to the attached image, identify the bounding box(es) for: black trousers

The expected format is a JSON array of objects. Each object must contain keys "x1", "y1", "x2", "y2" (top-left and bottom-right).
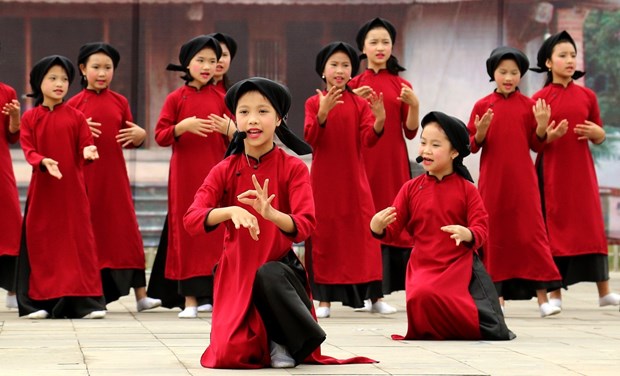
[{"x1": 252, "y1": 251, "x2": 326, "y2": 364}]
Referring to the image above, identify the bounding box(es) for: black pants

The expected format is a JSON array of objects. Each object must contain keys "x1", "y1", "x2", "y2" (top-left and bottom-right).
[{"x1": 252, "y1": 251, "x2": 326, "y2": 364}]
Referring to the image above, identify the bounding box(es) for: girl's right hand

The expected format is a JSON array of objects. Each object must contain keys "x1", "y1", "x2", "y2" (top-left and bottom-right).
[
  {"x1": 42, "y1": 158, "x2": 62, "y2": 179},
  {"x1": 371, "y1": 207, "x2": 397, "y2": 235},
  {"x1": 86, "y1": 117, "x2": 102, "y2": 138},
  {"x1": 546, "y1": 119, "x2": 568, "y2": 143},
  {"x1": 176, "y1": 116, "x2": 215, "y2": 137},
  {"x1": 229, "y1": 206, "x2": 260, "y2": 241}
]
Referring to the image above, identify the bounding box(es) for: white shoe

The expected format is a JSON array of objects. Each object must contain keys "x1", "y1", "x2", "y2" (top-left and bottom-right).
[
  {"x1": 197, "y1": 303, "x2": 213, "y2": 312},
  {"x1": 178, "y1": 306, "x2": 198, "y2": 318},
  {"x1": 353, "y1": 299, "x2": 371, "y2": 312},
  {"x1": 371, "y1": 301, "x2": 397, "y2": 314},
  {"x1": 315, "y1": 306, "x2": 330, "y2": 318},
  {"x1": 82, "y1": 310, "x2": 106, "y2": 319},
  {"x1": 5, "y1": 294, "x2": 17, "y2": 309},
  {"x1": 539, "y1": 302, "x2": 561, "y2": 317},
  {"x1": 599, "y1": 292, "x2": 620, "y2": 307},
  {"x1": 269, "y1": 341, "x2": 295, "y2": 368},
  {"x1": 548, "y1": 298, "x2": 562, "y2": 308},
  {"x1": 25, "y1": 310, "x2": 49, "y2": 319},
  {"x1": 136, "y1": 297, "x2": 162, "y2": 312}
]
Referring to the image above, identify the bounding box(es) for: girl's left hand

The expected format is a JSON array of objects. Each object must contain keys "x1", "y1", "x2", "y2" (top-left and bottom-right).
[
  {"x1": 207, "y1": 113, "x2": 233, "y2": 138},
  {"x1": 237, "y1": 174, "x2": 276, "y2": 221},
  {"x1": 117, "y1": 121, "x2": 147, "y2": 147},
  {"x1": 574, "y1": 120, "x2": 605, "y2": 143},
  {"x1": 398, "y1": 83, "x2": 419, "y2": 108},
  {"x1": 368, "y1": 91, "x2": 385, "y2": 122},
  {"x1": 440, "y1": 225, "x2": 472, "y2": 246},
  {"x1": 83, "y1": 145, "x2": 99, "y2": 161}
]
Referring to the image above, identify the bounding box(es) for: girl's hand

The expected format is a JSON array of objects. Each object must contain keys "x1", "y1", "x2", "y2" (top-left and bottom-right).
[
  {"x1": 352, "y1": 85, "x2": 373, "y2": 100},
  {"x1": 574, "y1": 120, "x2": 605, "y2": 143},
  {"x1": 207, "y1": 113, "x2": 233, "y2": 137},
  {"x1": 440, "y1": 225, "x2": 472, "y2": 246},
  {"x1": 316, "y1": 86, "x2": 343, "y2": 123},
  {"x1": 86, "y1": 117, "x2": 102, "y2": 138},
  {"x1": 398, "y1": 83, "x2": 419, "y2": 109},
  {"x1": 371, "y1": 207, "x2": 397, "y2": 235},
  {"x1": 42, "y1": 158, "x2": 62, "y2": 179},
  {"x1": 237, "y1": 174, "x2": 276, "y2": 221},
  {"x1": 532, "y1": 98, "x2": 551, "y2": 136},
  {"x1": 546, "y1": 119, "x2": 568, "y2": 143},
  {"x1": 368, "y1": 91, "x2": 386, "y2": 124},
  {"x1": 2, "y1": 100, "x2": 21, "y2": 132},
  {"x1": 473, "y1": 109, "x2": 493, "y2": 144},
  {"x1": 117, "y1": 121, "x2": 147, "y2": 147},
  {"x1": 228, "y1": 206, "x2": 260, "y2": 241},
  {"x1": 176, "y1": 116, "x2": 216, "y2": 137},
  {"x1": 83, "y1": 145, "x2": 99, "y2": 161}
]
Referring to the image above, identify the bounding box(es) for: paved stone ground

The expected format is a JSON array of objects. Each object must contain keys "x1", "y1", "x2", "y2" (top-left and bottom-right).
[{"x1": 1, "y1": 273, "x2": 619, "y2": 376}]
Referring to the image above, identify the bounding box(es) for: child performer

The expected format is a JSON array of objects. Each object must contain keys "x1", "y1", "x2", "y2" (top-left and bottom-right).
[
  {"x1": 17, "y1": 55, "x2": 106, "y2": 319},
  {"x1": 149, "y1": 35, "x2": 232, "y2": 318},
  {"x1": 371, "y1": 111, "x2": 514, "y2": 340},
  {"x1": 0, "y1": 78, "x2": 21, "y2": 310},
  {"x1": 304, "y1": 42, "x2": 388, "y2": 318},
  {"x1": 67, "y1": 42, "x2": 161, "y2": 312},
  {"x1": 184, "y1": 77, "x2": 375, "y2": 369},
  {"x1": 467, "y1": 47, "x2": 563, "y2": 317},
  {"x1": 530, "y1": 31, "x2": 620, "y2": 308},
  {"x1": 349, "y1": 18, "x2": 418, "y2": 305},
  {"x1": 208, "y1": 32, "x2": 237, "y2": 94}
]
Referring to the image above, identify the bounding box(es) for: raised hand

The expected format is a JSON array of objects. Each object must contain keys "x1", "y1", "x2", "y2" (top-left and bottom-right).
[
  {"x1": 117, "y1": 121, "x2": 147, "y2": 147},
  {"x1": 473, "y1": 109, "x2": 494, "y2": 144},
  {"x1": 352, "y1": 85, "x2": 373, "y2": 100},
  {"x1": 237, "y1": 174, "x2": 276, "y2": 221},
  {"x1": 2, "y1": 99, "x2": 21, "y2": 133},
  {"x1": 397, "y1": 83, "x2": 419, "y2": 109},
  {"x1": 440, "y1": 225, "x2": 472, "y2": 246},
  {"x1": 546, "y1": 119, "x2": 568, "y2": 143},
  {"x1": 370, "y1": 207, "x2": 397, "y2": 235},
  {"x1": 368, "y1": 91, "x2": 386, "y2": 125},
  {"x1": 532, "y1": 98, "x2": 551, "y2": 136},
  {"x1": 207, "y1": 113, "x2": 234, "y2": 138},
  {"x1": 316, "y1": 86, "x2": 344, "y2": 124}
]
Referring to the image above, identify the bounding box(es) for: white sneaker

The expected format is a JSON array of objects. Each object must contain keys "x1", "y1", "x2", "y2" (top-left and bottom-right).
[
  {"x1": 315, "y1": 306, "x2": 330, "y2": 318},
  {"x1": 269, "y1": 341, "x2": 295, "y2": 368},
  {"x1": 5, "y1": 294, "x2": 17, "y2": 309},
  {"x1": 599, "y1": 293, "x2": 620, "y2": 307},
  {"x1": 136, "y1": 297, "x2": 162, "y2": 312},
  {"x1": 82, "y1": 310, "x2": 106, "y2": 319},
  {"x1": 178, "y1": 306, "x2": 198, "y2": 318},
  {"x1": 371, "y1": 301, "x2": 397, "y2": 314},
  {"x1": 353, "y1": 299, "x2": 371, "y2": 312},
  {"x1": 539, "y1": 302, "x2": 561, "y2": 317},
  {"x1": 548, "y1": 298, "x2": 562, "y2": 308},
  {"x1": 25, "y1": 310, "x2": 49, "y2": 319},
  {"x1": 197, "y1": 303, "x2": 213, "y2": 312}
]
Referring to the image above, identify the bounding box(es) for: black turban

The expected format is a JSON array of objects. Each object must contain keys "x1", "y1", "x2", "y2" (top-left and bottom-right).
[
  {"x1": 530, "y1": 30, "x2": 584, "y2": 80},
  {"x1": 224, "y1": 77, "x2": 312, "y2": 157},
  {"x1": 355, "y1": 17, "x2": 405, "y2": 74},
  {"x1": 77, "y1": 42, "x2": 121, "y2": 87},
  {"x1": 420, "y1": 111, "x2": 473, "y2": 183},
  {"x1": 207, "y1": 32, "x2": 237, "y2": 60},
  {"x1": 166, "y1": 35, "x2": 222, "y2": 82},
  {"x1": 486, "y1": 46, "x2": 529, "y2": 81},
  {"x1": 27, "y1": 55, "x2": 75, "y2": 106},
  {"x1": 315, "y1": 42, "x2": 360, "y2": 82}
]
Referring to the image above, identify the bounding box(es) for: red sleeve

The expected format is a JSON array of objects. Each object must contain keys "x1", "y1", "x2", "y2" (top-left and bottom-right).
[
  {"x1": 358, "y1": 97, "x2": 381, "y2": 148},
  {"x1": 467, "y1": 101, "x2": 484, "y2": 154},
  {"x1": 587, "y1": 89, "x2": 603, "y2": 127},
  {"x1": 378, "y1": 181, "x2": 412, "y2": 242},
  {"x1": 76, "y1": 110, "x2": 95, "y2": 152},
  {"x1": 183, "y1": 162, "x2": 226, "y2": 236},
  {"x1": 400, "y1": 80, "x2": 417, "y2": 140},
  {"x1": 303, "y1": 95, "x2": 322, "y2": 147},
  {"x1": 285, "y1": 161, "x2": 316, "y2": 243},
  {"x1": 464, "y1": 182, "x2": 488, "y2": 250},
  {"x1": 155, "y1": 91, "x2": 180, "y2": 147},
  {"x1": 20, "y1": 111, "x2": 45, "y2": 169}
]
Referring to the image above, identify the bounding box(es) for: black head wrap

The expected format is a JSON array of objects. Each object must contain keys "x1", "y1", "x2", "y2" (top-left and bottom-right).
[
  {"x1": 166, "y1": 35, "x2": 222, "y2": 82},
  {"x1": 315, "y1": 42, "x2": 360, "y2": 83},
  {"x1": 486, "y1": 46, "x2": 529, "y2": 82},
  {"x1": 77, "y1": 42, "x2": 121, "y2": 88},
  {"x1": 530, "y1": 30, "x2": 584, "y2": 82},
  {"x1": 355, "y1": 17, "x2": 405, "y2": 74},
  {"x1": 27, "y1": 55, "x2": 75, "y2": 106},
  {"x1": 418, "y1": 111, "x2": 473, "y2": 183},
  {"x1": 224, "y1": 77, "x2": 312, "y2": 157},
  {"x1": 207, "y1": 32, "x2": 237, "y2": 60}
]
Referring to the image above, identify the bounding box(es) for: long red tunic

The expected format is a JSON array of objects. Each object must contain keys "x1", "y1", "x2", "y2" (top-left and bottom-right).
[
  {"x1": 349, "y1": 69, "x2": 416, "y2": 247},
  {"x1": 67, "y1": 88, "x2": 144, "y2": 270},
  {"x1": 532, "y1": 82, "x2": 607, "y2": 257},
  {"x1": 304, "y1": 91, "x2": 382, "y2": 284},
  {"x1": 382, "y1": 173, "x2": 487, "y2": 340},
  {"x1": 0, "y1": 83, "x2": 21, "y2": 258},
  {"x1": 185, "y1": 147, "x2": 373, "y2": 368},
  {"x1": 20, "y1": 103, "x2": 102, "y2": 299},
  {"x1": 467, "y1": 91, "x2": 560, "y2": 283},
  {"x1": 155, "y1": 84, "x2": 228, "y2": 280}
]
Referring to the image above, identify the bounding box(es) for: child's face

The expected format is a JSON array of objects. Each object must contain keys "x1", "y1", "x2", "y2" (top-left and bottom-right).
[
  {"x1": 41, "y1": 65, "x2": 69, "y2": 107},
  {"x1": 322, "y1": 51, "x2": 352, "y2": 90},
  {"x1": 80, "y1": 52, "x2": 114, "y2": 92},
  {"x1": 363, "y1": 27, "x2": 392, "y2": 69},
  {"x1": 545, "y1": 42, "x2": 577, "y2": 81},
  {"x1": 493, "y1": 59, "x2": 520, "y2": 96},
  {"x1": 187, "y1": 47, "x2": 218, "y2": 87},
  {"x1": 418, "y1": 122, "x2": 458, "y2": 179},
  {"x1": 235, "y1": 90, "x2": 281, "y2": 156},
  {"x1": 214, "y1": 43, "x2": 231, "y2": 81}
]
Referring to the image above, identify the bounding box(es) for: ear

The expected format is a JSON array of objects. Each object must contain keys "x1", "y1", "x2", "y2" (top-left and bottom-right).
[
  {"x1": 79, "y1": 63, "x2": 87, "y2": 76},
  {"x1": 276, "y1": 117, "x2": 282, "y2": 127},
  {"x1": 451, "y1": 150, "x2": 459, "y2": 160},
  {"x1": 545, "y1": 58, "x2": 552, "y2": 70}
]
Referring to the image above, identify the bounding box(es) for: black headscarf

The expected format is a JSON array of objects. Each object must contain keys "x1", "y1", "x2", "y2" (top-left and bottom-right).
[
  {"x1": 315, "y1": 42, "x2": 360, "y2": 83},
  {"x1": 486, "y1": 46, "x2": 529, "y2": 82},
  {"x1": 224, "y1": 77, "x2": 312, "y2": 157},
  {"x1": 530, "y1": 30, "x2": 585, "y2": 83},
  {"x1": 355, "y1": 17, "x2": 405, "y2": 75},
  {"x1": 207, "y1": 32, "x2": 237, "y2": 60},
  {"x1": 27, "y1": 55, "x2": 75, "y2": 106},
  {"x1": 77, "y1": 42, "x2": 121, "y2": 88},
  {"x1": 419, "y1": 111, "x2": 473, "y2": 183},
  {"x1": 166, "y1": 35, "x2": 222, "y2": 82}
]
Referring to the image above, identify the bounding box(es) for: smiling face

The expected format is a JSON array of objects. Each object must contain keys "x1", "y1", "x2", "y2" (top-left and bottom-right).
[
  {"x1": 187, "y1": 47, "x2": 218, "y2": 87},
  {"x1": 362, "y1": 26, "x2": 393, "y2": 71},
  {"x1": 80, "y1": 52, "x2": 114, "y2": 92},
  {"x1": 41, "y1": 65, "x2": 70, "y2": 108},
  {"x1": 493, "y1": 58, "x2": 521, "y2": 96},
  {"x1": 322, "y1": 51, "x2": 352, "y2": 90},
  {"x1": 214, "y1": 42, "x2": 231, "y2": 82},
  {"x1": 418, "y1": 122, "x2": 459, "y2": 180},
  {"x1": 235, "y1": 90, "x2": 281, "y2": 157},
  {"x1": 546, "y1": 41, "x2": 577, "y2": 84}
]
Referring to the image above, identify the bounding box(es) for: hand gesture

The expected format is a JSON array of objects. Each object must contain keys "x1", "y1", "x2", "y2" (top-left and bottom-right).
[
  {"x1": 237, "y1": 174, "x2": 276, "y2": 221},
  {"x1": 178, "y1": 116, "x2": 215, "y2": 137},
  {"x1": 397, "y1": 83, "x2": 419, "y2": 109},
  {"x1": 352, "y1": 85, "x2": 373, "y2": 100},
  {"x1": 474, "y1": 109, "x2": 493, "y2": 135},
  {"x1": 546, "y1": 119, "x2": 568, "y2": 143},
  {"x1": 368, "y1": 91, "x2": 385, "y2": 124},
  {"x1": 85, "y1": 117, "x2": 102, "y2": 138},
  {"x1": 532, "y1": 98, "x2": 551, "y2": 133},
  {"x1": 207, "y1": 113, "x2": 233, "y2": 137},
  {"x1": 440, "y1": 225, "x2": 472, "y2": 246},
  {"x1": 42, "y1": 158, "x2": 62, "y2": 179},
  {"x1": 574, "y1": 120, "x2": 605, "y2": 143},
  {"x1": 117, "y1": 121, "x2": 147, "y2": 147},
  {"x1": 370, "y1": 207, "x2": 397, "y2": 235},
  {"x1": 83, "y1": 145, "x2": 99, "y2": 161},
  {"x1": 317, "y1": 86, "x2": 344, "y2": 118},
  {"x1": 228, "y1": 206, "x2": 260, "y2": 241}
]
